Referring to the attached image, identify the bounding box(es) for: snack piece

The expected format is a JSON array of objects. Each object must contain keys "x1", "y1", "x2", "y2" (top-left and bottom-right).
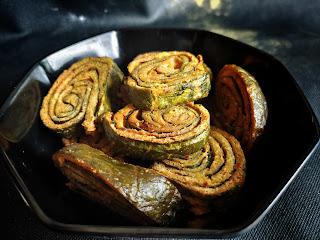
[
  {"x1": 212, "y1": 64, "x2": 268, "y2": 153},
  {"x1": 126, "y1": 51, "x2": 212, "y2": 110},
  {"x1": 52, "y1": 143, "x2": 182, "y2": 226},
  {"x1": 151, "y1": 126, "x2": 246, "y2": 215},
  {"x1": 103, "y1": 102, "x2": 210, "y2": 161},
  {"x1": 40, "y1": 57, "x2": 124, "y2": 137}
]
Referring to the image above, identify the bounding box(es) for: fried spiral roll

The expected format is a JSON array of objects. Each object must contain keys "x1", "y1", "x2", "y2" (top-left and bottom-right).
[
  {"x1": 212, "y1": 64, "x2": 268, "y2": 153},
  {"x1": 52, "y1": 143, "x2": 181, "y2": 226},
  {"x1": 103, "y1": 102, "x2": 210, "y2": 161},
  {"x1": 151, "y1": 126, "x2": 246, "y2": 215},
  {"x1": 40, "y1": 57, "x2": 124, "y2": 137},
  {"x1": 126, "y1": 51, "x2": 212, "y2": 110}
]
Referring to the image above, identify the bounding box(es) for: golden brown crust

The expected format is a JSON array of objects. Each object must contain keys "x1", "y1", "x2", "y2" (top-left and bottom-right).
[
  {"x1": 102, "y1": 102, "x2": 211, "y2": 161},
  {"x1": 125, "y1": 51, "x2": 212, "y2": 110},
  {"x1": 151, "y1": 126, "x2": 246, "y2": 215},
  {"x1": 40, "y1": 57, "x2": 124, "y2": 137}
]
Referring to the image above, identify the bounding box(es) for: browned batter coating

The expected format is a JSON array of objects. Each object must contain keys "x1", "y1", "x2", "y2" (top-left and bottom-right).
[
  {"x1": 212, "y1": 64, "x2": 268, "y2": 153},
  {"x1": 125, "y1": 51, "x2": 212, "y2": 110},
  {"x1": 152, "y1": 126, "x2": 246, "y2": 215},
  {"x1": 40, "y1": 57, "x2": 124, "y2": 137}
]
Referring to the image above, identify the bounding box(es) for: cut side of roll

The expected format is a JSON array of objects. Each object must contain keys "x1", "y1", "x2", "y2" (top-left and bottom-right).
[
  {"x1": 126, "y1": 51, "x2": 212, "y2": 110},
  {"x1": 103, "y1": 102, "x2": 210, "y2": 161},
  {"x1": 40, "y1": 57, "x2": 124, "y2": 137},
  {"x1": 52, "y1": 143, "x2": 182, "y2": 226},
  {"x1": 151, "y1": 126, "x2": 246, "y2": 215},
  {"x1": 212, "y1": 64, "x2": 268, "y2": 153}
]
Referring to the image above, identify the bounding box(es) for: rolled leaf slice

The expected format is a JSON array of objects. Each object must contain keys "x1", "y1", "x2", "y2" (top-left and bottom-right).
[
  {"x1": 212, "y1": 64, "x2": 268, "y2": 153},
  {"x1": 103, "y1": 102, "x2": 210, "y2": 161},
  {"x1": 40, "y1": 57, "x2": 124, "y2": 137},
  {"x1": 126, "y1": 51, "x2": 212, "y2": 110},
  {"x1": 52, "y1": 143, "x2": 182, "y2": 226},
  {"x1": 151, "y1": 126, "x2": 246, "y2": 215}
]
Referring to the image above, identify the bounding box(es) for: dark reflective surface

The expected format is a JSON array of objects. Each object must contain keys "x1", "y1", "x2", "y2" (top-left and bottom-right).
[
  {"x1": 0, "y1": 28, "x2": 319, "y2": 238},
  {"x1": 0, "y1": 72, "x2": 41, "y2": 143}
]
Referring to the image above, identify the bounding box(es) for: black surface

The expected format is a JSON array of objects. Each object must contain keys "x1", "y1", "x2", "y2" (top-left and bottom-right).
[{"x1": 2, "y1": 0, "x2": 320, "y2": 239}]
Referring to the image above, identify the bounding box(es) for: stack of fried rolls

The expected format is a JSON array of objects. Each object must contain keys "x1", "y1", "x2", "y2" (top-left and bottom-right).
[{"x1": 40, "y1": 51, "x2": 268, "y2": 225}]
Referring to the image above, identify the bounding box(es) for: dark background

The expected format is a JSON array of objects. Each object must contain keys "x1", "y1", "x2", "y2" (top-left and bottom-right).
[{"x1": 1, "y1": 0, "x2": 320, "y2": 239}]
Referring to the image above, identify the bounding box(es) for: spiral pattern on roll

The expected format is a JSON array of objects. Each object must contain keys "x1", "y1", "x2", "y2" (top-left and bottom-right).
[
  {"x1": 103, "y1": 102, "x2": 210, "y2": 161},
  {"x1": 126, "y1": 51, "x2": 212, "y2": 110},
  {"x1": 212, "y1": 64, "x2": 268, "y2": 153},
  {"x1": 151, "y1": 126, "x2": 246, "y2": 214},
  {"x1": 40, "y1": 57, "x2": 124, "y2": 137}
]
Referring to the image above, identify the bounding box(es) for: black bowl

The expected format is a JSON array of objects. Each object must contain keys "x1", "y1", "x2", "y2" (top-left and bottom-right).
[{"x1": 0, "y1": 28, "x2": 319, "y2": 238}]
